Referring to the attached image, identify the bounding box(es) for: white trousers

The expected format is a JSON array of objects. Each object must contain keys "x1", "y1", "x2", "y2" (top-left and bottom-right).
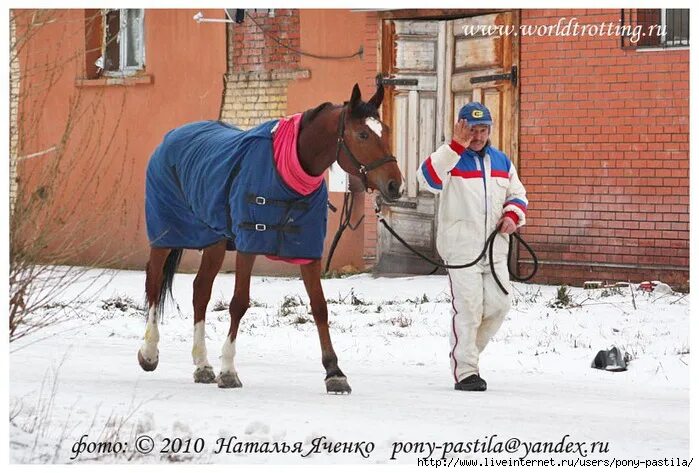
[{"x1": 447, "y1": 260, "x2": 511, "y2": 382}]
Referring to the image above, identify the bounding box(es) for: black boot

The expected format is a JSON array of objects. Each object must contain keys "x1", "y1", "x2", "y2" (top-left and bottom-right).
[{"x1": 454, "y1": 374, "x2": 487, "y2": 391}]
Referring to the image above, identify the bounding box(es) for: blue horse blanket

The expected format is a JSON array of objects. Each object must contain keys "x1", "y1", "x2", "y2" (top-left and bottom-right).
[{"x1": 145, "y1": 120, "x2": 328, "y2": 259}]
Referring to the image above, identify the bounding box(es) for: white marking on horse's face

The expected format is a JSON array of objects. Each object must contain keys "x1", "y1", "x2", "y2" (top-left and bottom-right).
[{"x1": 365, "y1": 117, "x2": 383, "y2": 138}]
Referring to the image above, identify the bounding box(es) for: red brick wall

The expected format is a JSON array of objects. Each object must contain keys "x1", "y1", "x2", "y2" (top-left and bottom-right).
[
  {"x1": 229, "y1": 9, "x2": 300, "y2": 72},
  {"x1": 518, "y1": 9, "x2": 689, "y2": 286},
  {"x1": 362, "y1": 11, "x2": 380, "y2": 266}
]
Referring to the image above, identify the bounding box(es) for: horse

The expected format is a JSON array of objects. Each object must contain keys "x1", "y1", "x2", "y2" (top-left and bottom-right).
[{"x1": 137, "y1": 81, "x2": 403, "y2": 394}]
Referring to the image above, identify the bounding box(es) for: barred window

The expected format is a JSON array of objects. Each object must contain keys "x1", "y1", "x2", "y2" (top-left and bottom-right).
[
  {"x1": 663, "y1": 9, "x2": 690, "y2": 46},
  {"x1": 621, "y1": 9, "x2": 689, "y2": 49}
]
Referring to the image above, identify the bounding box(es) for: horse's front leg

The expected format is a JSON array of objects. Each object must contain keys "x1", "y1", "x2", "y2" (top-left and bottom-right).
[
  {"x1": 300, "y1": 260, "x2": 351, "y2": 394},
  {"x1": 217, "y1": 252, "x2": 256, "y2": 389}
]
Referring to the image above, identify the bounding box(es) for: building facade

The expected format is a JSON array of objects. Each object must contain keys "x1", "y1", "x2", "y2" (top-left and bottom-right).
[{"x1": 13, "y1": 8, "x2": 689, "y2": 285}]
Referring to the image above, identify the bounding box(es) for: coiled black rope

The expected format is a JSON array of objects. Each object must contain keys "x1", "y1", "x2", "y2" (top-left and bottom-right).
[{"x1": 375, "y1": 205, "x2": 538, "y2": 295}]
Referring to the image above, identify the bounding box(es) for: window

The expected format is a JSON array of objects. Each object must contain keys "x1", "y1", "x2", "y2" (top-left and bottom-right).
[
  {"x1": 621, "y1": 9, "x2": 689, "y2": 49},
  {"x1": 97, "y1": 9, "x2": 145, "y2": 75},
  {"x1": 662, "y1": 9, "x2": 690, "y2": 47}
]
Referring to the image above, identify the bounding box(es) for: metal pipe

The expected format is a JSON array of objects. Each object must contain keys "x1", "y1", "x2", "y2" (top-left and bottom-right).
[{"x1": 193, "y1": 11, "x2": 235, "y2": 24}]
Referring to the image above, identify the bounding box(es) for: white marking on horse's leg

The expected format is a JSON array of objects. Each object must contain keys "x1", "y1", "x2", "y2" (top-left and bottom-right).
[
  {"x1": 192, "y1": 320, "x2": 211, "y2": 369},
  {"x1": 220, "y1": 335, "x2": 237, "y2": 375},
  {"x1": 140, "y1": 306, "x2": 159, "y2": 362},
  {"x1": 365, "y1": 117, "x2": 383, "y2": 138}
]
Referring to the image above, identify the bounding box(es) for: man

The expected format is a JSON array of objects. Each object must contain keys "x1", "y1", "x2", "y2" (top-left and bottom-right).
[{"x1": 417, "y1": 102, "x2": 528, "y2": 392}]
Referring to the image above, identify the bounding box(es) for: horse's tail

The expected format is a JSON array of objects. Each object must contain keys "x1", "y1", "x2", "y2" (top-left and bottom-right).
[{"x1": 157, "y1": 248, "x2": 183, "y2": 319}]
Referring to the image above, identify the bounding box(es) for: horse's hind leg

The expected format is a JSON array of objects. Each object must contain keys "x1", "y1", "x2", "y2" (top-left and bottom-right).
[
  {"x1": 218, "y1": 252, "x2": 256, "y2": 389},
  {"x1": 300, "y1": 260, "x2": 351, "y2": 394},
  {"x1": 191, "y1": 240, "x2": 227, "y2": 383},
  {"x1": 138, "y1": 247, "x2": 171, "y2": 371}
]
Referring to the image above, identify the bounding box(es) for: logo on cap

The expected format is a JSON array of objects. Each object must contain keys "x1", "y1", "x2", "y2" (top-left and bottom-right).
[{"x1": 472, "y1": 110, "x2": 484, "y2": 118}]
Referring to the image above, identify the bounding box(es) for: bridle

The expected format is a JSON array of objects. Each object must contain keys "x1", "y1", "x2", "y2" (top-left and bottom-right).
[{"x1": 335, "y1": 107, "x2": 397, "y2": 190}]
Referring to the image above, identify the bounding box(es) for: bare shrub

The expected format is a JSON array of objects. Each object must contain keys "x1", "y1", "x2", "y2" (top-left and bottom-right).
[{"x1": 10, "y1": 10, "x2": 135, "y2": 343}]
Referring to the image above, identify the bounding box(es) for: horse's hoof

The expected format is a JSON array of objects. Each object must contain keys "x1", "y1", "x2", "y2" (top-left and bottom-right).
[
  {"x1": 325, "y1": 376, "x2": 351, "y2": 394},
  {"x1": 193, "y1": 365, "x2": 216, "y2": 384},
  {"x1": 138, "y1": 349, "x2": 159, "y2": 372},
  {"x1": 217, "y1": 371, "x2": 243, "y2": 389}
]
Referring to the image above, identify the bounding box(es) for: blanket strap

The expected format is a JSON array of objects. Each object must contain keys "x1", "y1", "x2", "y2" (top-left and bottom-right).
[
  {"x1": 239, "y1": 222, "x2": 301, "y2": 234},
  {"x1": 245, "y1": 193, "x2": 310, "y2": 210}
]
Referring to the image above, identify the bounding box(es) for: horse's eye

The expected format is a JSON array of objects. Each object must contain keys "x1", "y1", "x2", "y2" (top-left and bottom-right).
[{"x1": 359, "y1": 131, "x2": 369, "y2": 140}]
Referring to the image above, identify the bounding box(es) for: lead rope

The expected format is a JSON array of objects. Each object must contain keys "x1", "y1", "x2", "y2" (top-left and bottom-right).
[{"x1": 374, "y1": 198, "x2": 538, "y2": 295}]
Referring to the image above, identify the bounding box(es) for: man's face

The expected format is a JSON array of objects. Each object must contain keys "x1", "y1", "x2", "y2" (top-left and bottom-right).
[{"x1": 468, "y1": 125, "x2": 490, "y2": 152}]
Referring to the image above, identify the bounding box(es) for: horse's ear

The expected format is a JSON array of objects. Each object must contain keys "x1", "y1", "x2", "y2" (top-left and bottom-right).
[
  {"x1": 349, "y1": 83, "x2": 362, "y2": 112},
  {"x1": 368, "y1": 79, "x2": 384, "y2": 109}
]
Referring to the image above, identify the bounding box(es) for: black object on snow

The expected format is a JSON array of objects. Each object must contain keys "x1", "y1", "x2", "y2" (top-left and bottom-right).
[{"x1": 591, "y1": 346, "x2": 628, "y2": 372}]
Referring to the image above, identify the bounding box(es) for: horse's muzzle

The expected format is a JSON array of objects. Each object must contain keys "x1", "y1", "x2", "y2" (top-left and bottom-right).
[{"x1": 382, "y1": 179, "x2": 403, "y2": 202}]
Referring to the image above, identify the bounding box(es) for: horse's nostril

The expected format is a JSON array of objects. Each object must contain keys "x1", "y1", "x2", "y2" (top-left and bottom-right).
[{"x1": 386, "y1": 180, "x2": 402, "y2": 200}]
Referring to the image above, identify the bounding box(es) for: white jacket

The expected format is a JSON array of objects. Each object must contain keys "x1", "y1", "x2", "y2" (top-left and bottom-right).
[{"x1": 417, "y1": 140, "x2": 528, "y2": 263}]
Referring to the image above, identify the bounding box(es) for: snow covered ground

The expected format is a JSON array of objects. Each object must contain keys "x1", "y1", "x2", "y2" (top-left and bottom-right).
[{"x1": 9, "y1": 268, "x2": 690, "y2": 464}]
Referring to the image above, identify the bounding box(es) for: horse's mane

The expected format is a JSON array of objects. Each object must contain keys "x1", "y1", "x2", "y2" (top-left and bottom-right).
[{"x1": 302, "y1": 102, "x2": 334, "y2": 127}]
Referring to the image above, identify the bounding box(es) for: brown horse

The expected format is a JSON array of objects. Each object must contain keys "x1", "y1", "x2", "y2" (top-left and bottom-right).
[{"x1": 138, "y1": 81, "x2": 403, "y2": 394}]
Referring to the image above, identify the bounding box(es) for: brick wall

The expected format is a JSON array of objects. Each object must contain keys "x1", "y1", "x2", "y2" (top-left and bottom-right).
[
  {"x1": 229, "y1": 9, "x2": 300, "y2": 73},
  {"x1": 221, "y1": 70, "x2": 308, "y2": 129},
  {"x1": 361, "y1": 11, "x2": 380, "y2": 266},
  {"x1": 10, "y1": 13, "x2": 20, "y2": 215},
  {"x1": 519, "y1": 9, "x2": 689, "y2": 287},
  {"x1": 220, "y1": 9, "x2": 307, "y2": 129}
]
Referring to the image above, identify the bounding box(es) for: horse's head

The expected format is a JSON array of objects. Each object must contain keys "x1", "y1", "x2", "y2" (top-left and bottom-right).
[{"x1": 336, "y1": 82, "x2": 403, "y2": 202}]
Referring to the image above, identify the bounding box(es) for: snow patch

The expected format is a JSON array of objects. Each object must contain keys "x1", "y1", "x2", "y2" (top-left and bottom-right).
[{"x1": 9, "y1": 269, "x2": 690, "y2": 463}]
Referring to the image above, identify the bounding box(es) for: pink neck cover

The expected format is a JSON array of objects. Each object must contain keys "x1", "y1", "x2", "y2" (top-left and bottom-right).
[
  {"x1": 268, "y1": 113, "x2": 324, "y2": 265},
  {"x1": 273, "y1": 113, "x2": 324, "y2": 196}
]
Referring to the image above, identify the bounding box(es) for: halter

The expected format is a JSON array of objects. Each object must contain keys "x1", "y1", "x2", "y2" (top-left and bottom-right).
[{"x1": 335, "y1": 107, "x2": 397, "y2": 190}]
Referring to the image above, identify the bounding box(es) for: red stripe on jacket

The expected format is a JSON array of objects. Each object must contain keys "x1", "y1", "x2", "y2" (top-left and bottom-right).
[
  {"x1": 424, "y1": 157, "x2": 442, "y2": 186},
  {"x1": 504, "y1": 201, "x2": 527, "y2": 213},
  {"x1": 451, "y1": 169, "x2": 483, "y2": 179}
]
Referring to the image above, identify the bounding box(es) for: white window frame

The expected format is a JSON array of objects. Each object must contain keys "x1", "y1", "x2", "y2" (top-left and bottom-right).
[{"x1": 102, "y1": 9, "x2": 145, "y2": 77}]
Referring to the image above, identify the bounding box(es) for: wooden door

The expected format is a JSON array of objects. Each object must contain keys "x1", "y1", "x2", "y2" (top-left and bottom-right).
[
  {"x1": 376, "y1": 12, "x2": 519, "y2": 274},
  {"x1": 375, "y1": 19, "x2": 444, "y2": 273},
  {"x1": 447, "y1": 12, "x2": 518, "y2": 163}
]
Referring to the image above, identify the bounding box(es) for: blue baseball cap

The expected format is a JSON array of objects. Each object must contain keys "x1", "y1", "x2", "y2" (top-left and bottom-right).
[{"x1": 458, "y1": 102, "x2": 493, "y2": 126}]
